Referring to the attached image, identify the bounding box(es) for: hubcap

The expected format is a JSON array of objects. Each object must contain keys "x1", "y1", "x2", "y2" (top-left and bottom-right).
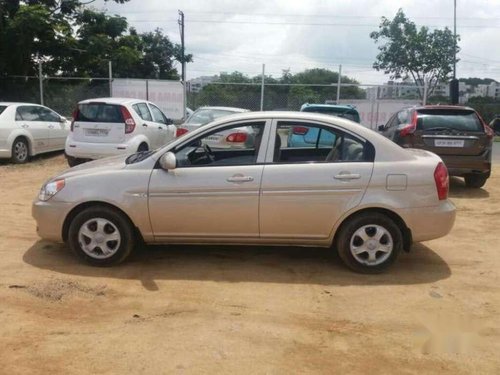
[
  {"x1": 78, "y1": 218, "x2": 121, "y2": 259},
  {"x1": 349, "y1": 224, "x2": 393, "y2": 266},
  {"x1": 14, "y1": 142, "x2": 27, "y2": 161}
]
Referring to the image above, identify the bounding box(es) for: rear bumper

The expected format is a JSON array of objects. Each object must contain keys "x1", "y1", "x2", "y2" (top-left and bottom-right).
[
  {"x1": 440, "y1": 150, "x2": 491, "y2": 176},
  {"x1": 65, "y1": 139, "x2": 133, "y2": 160},
  {"x1": 401, "y1": 200, "x2": 456, "y2": 242}
]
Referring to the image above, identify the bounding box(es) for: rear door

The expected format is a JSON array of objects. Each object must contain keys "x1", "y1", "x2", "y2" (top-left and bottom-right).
[
  {"x1": 72, "y1": 102, "x2": 125, "y2": 144},
  {"x1": 259, "y1": 120, "x2": 374, "y2": 240},
  {"x1": 15, "y1": 105, "x2": 50, "y2": 152},
  {"x1": 413, "y1": 108, "x2": 488, "y2": 157}
]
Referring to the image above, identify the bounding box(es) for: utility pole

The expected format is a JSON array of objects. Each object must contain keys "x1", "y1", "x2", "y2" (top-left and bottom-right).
[
  {"x1": 336, "y1": 64, "x2": 342, "y2": 103},
  {"x1": 178, "y1": 10, "x2": 185, "y2": 83},
  {"x1": 108, "y1": 60, "x2": 113, "y2": 97},
  {"x1": 260, "y1": 64, "x2": 265, "y2": 111},
  {"x1": 38, "y1": 60, "x2": 44, "y2": 106},
  {"x1": 450, "y1": 0, "x2": 459, "y2": 104}
]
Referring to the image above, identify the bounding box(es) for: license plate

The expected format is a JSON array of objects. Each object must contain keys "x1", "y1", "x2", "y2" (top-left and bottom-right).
[
  {"x1": 85, "y1": 129, "x2": 109, "y2": 136},
  {"x1": 205, "y1": 135, "x2": 221, "y2": 142},
  {"x1": 434, "y1": 139, "x2": 464, "y2": 147}
]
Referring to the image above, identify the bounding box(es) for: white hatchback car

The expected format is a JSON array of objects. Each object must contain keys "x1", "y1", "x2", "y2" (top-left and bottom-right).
[
  {"x1": 0, "y1": 102, "x2": 70, "y2": 163},
  {"x1": 65, "y1": 98, "x2": 176, "y2": 166},
  {"x1": 33, "y1": 111, "x2": 456, "y2": 273}
]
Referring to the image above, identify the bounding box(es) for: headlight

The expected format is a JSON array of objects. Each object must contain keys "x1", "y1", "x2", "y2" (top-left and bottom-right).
[{"x1": 38, "y1": 179, "x2": 65, "y2": 201}]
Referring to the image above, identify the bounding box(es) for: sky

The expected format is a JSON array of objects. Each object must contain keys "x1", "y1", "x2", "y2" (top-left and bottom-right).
[{"x1": 91, "y1": 0, "x2": 500, "y2": 84}]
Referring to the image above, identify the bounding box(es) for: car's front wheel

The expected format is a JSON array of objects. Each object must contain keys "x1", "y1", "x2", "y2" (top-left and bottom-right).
[
  {"x1": 335, "y1": 212, "x2": 403, "y2": 273},
  {"x1": 68, "y1": 206, "x2": 135, "y2": 266}
]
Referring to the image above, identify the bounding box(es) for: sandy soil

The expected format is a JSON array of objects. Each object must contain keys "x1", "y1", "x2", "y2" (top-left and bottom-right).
[{"x1": 0, "y1": 152, "x2": 499, "y2": 374}]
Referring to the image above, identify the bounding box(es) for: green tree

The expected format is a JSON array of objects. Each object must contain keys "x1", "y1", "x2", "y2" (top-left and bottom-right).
[{"x1": 370, "y1": 9, "x2": 459, "y2": 99}]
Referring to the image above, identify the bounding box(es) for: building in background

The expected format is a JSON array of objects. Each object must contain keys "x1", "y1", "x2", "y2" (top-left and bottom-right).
[{"x1": 187, "y1": 75, "x2": 218, "y2": 93}]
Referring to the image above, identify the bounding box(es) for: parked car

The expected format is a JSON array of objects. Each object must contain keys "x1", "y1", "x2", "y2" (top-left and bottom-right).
[
  {"x1": 33, "y1": 111, "x2": 455, "y2": 273},
  {"x1": 65, "y1": 98, "x2": 176, "y2": 166},
  {"x1": 489, "y1": 115, "x2": 500, "y2": 135},
  {"x1": 0, "y1": 102, "x2": 70, "y2": 163},
  {"x1": 177, "y1": 106, "x2": 249, "y2": 134},
  {"x1": 378, "y1": 105, "x2": 494, "y2": 188},
  {"x1": 289, "y1": 103, "x2": 361, "y2": 147}
]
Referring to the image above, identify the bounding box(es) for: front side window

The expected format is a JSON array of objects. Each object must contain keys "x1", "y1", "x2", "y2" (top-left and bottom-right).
[
  {"x1": 132, "y1": 103, "x2": 153, "y2": 121},
  {"x1": 39, "y1": 107, "x2": 60, "y2": 122},
  {"x1": 149, "y1": 104, "x2": 170, "y2": 124},
  {"x1": 274, "y1": 121, "x2": 370, "y2": 163},
  {"x1": 174, "y1": 122, "x2": 265, "y2": 167}
]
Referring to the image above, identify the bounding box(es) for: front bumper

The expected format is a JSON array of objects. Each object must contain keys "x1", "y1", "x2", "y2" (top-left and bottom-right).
[
  {"x1": 401, "y1": 200, "x2": 456, "y2": 242},
  {"x1": 32, "y1": 199, "x2": 72, "y2": 243}
]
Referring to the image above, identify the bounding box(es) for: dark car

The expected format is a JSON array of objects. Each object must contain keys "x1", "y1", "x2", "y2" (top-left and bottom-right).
[
  {"x1": 379, "y1": 105, "x2": 494, "y2": 188},
  {"x1": 490, "y1": 115, "x2": 500, "y2": 135}
]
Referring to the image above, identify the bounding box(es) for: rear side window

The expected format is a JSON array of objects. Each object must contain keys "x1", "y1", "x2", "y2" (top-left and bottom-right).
[
  {"x1": 0, "y1": 105, "x2": 7, "y2": 116},
  {"x1": 76, "y1": 103, "x2": 123, "y2": 123},
  {"x1": 132, "y1": 103, "x2": 153, "y2": 121},
  {"x1": 417, "y1": 109, "x2": 483, "y2": 132}
]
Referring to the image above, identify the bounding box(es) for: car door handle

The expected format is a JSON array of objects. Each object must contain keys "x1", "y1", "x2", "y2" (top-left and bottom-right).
[
  {"x1": 227, "y1": 175, "x2": 254, "y2": 183},
  {"x1": 334, "y1": 172, "x2": 361, "y2": 180},
  {"x1": 48, "y1": 125, "x2": 54, "y2": 129},
  {"x1": 142, "y1": 123, "x2": 148, "y2": 127},
  {"x1": 21, "y1": 124, "x2": 29, "y2": 128},
  {"x1": 158, "y1": 126, "x2": 163, "y2": 130}
]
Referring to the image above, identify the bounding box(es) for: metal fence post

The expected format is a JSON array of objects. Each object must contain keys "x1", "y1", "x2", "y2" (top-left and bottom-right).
[
  {"x1": 260, "y1": 64, "x2": 265, "y2": 111},
  {"x1": 423, "y1": 78, "x2": 428, "y2": 105},
  {"x1": 108, "y1": 60, "x2": 113, "y2": 97},
  {"x1": 38, "y1": 61, "x2": 44, "y2": 105},
  {"x1": 336, "y1": 64, "x2": 342, "y2": 103}
]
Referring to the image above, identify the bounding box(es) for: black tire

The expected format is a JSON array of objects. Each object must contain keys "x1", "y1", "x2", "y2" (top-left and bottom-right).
[
  {"x1": 66, "y1": 155, "x2": 81, "y2": 167},
  {"x1": 137, "y1": 143, "x2": 149, "y2": 152},
  {"x1": 68, "y1": 206, "x2": 136, "y2": 266},
  {"x1": 11, "y1": 137, "x2": 29, "y2": 164},
  {"x1": 335, "y1": 212, "x2": 403, "y2": 274},
  {"x1": 464, "y1": 174, "x2": 488, "y2": 189}
]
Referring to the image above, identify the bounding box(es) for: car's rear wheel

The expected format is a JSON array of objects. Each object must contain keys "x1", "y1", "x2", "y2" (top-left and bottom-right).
[
  {"x1": 464, "y1": 173, "x2": 488, "y2": 189},
  {"x1": 336, "y1": 212, "x2": 402, "y2": 273},
  {"x1": 11, "y1": 137, "x2": 29, "y2": 164},
  {"x1": 68, "y1": 206, "x2": 135, "y2": 266}
]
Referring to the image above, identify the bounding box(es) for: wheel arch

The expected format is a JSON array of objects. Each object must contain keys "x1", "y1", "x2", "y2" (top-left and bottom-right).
[
  {"x1": 332, "y1": 207, "x2": 412, "y2": 252},
  {"x1": 62, "y1": 201, "x2": 144, "y2": 244},
  {"x1": 10, "y1": 131, "x2": 35, "y2": 156}
]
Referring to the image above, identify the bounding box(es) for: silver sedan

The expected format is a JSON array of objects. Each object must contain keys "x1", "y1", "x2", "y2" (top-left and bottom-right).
[{"x1": 33, "y1": 111, "x2": 456, "y2": 273}]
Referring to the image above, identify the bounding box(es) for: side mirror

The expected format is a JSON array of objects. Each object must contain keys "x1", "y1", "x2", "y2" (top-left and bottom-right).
[
  {"x1": 60, "y1": 116, "x2": 67, "y2": 123},
  {"x1": 159, "y1": 152, "x2": 177, "y2": 170},
  {"x1": 377, "y1": 125, "x2": 385, "y2": 132}
]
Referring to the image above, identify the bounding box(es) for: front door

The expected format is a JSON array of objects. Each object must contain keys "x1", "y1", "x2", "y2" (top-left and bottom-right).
[
  {"x1": 148, "y1": 120, "x2": 269, "y2": 241},
  {"x1": 259, "y1": 120, "x2": 374, "y2": 240},
  {"x1": 39, "y1": 106, "x2": 68, "y2": 149}
]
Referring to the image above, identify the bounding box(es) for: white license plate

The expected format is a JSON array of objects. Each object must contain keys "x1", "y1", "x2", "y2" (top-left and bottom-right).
[
  {"x1": 205, "y1": 135, "x2": 222, "y2": 142},
  {"x1": 85, "y1": 129, "x2": 109, "y2": 136},
  {"x1": 434, "y1": 139, "x2": 464, "y2": 147}
]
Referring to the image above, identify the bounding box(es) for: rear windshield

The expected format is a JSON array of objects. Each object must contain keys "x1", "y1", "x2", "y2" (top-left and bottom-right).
[
  {"x1": 417, "y1": 109, "x2": 483, "y2": 132},
  {"x1": 187, "y1": 109, "x2": 236, "y2": 125},
  {"x1": 302, "y1": 107, "x2": 360, "y2": 123},
  {"x1": 76, "y1": 103, "x2": 123, "y2": 123},
  {"x1": 0, "y1": 105, "x2": 7, "y2": 116}
]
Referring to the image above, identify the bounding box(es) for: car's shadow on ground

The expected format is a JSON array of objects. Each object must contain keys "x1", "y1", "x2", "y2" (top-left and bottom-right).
[
  {"x1": 0, "y1": 150, "x2": 64, "y2": 166},
  {"x1": 448, "y1": 176, "x2": 489, "y2": 199},
  {"x1": 23, "y1": 240, "x2": 451, "y2": 291}
]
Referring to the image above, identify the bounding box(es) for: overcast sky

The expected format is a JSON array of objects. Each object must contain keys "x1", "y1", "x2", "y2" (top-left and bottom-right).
[{"x1": 91, "y1": 0, "x2": 500, "y2": 84}]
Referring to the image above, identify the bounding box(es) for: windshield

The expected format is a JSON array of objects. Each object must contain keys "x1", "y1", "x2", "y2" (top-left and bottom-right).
[
  {"x1": 417, "y1": 109, "x2": 483, "y2": 132},
  {"x1": 187, "y1": 109, "x2": 236, "y2": 125}
]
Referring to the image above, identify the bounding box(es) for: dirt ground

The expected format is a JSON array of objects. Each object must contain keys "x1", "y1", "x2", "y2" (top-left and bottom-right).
[{"x1": 0, "y1": 152, "x2": 499, "y2": 374}]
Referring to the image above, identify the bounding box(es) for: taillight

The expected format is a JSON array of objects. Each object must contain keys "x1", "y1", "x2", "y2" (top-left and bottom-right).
[
  {"x1": 176, "y1": 127, "x2": 189, "y2": 137},
  {"x1": 120, "y1": 106, "x2": 136, "y2": 134},
  {"x1": 226, "y1": 132, "x2": 248, "y2": 143},
  {"x1": 399, "y1": 111, "x2": 417, "y2": 137},
  {"x1": 70, "y1": 108, "x2": 79, "y2": 132},
  {"x1": 477, "y1": 113, "x2": 494, "y2": 139},
  {"x1": 292, "y1": 126, "x2": 309, "y2": 135},
  {"x1": 434, "y1": 162, "x2": 449, "y2": 200}
]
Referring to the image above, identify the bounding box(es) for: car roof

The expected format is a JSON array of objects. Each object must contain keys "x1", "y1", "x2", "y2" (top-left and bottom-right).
[
  {"x1": 78, "y1": 97, "x2": 144, "y2": 105},
  {"x1": 194, "y1": 106, "x2": 249, "y2": 112},
  {"x1": 0, "y1": 102, "x2": 43, "y2": 106},
  {"x1": 413, "y1": 105, "x2": 476, "y2": 111}
]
